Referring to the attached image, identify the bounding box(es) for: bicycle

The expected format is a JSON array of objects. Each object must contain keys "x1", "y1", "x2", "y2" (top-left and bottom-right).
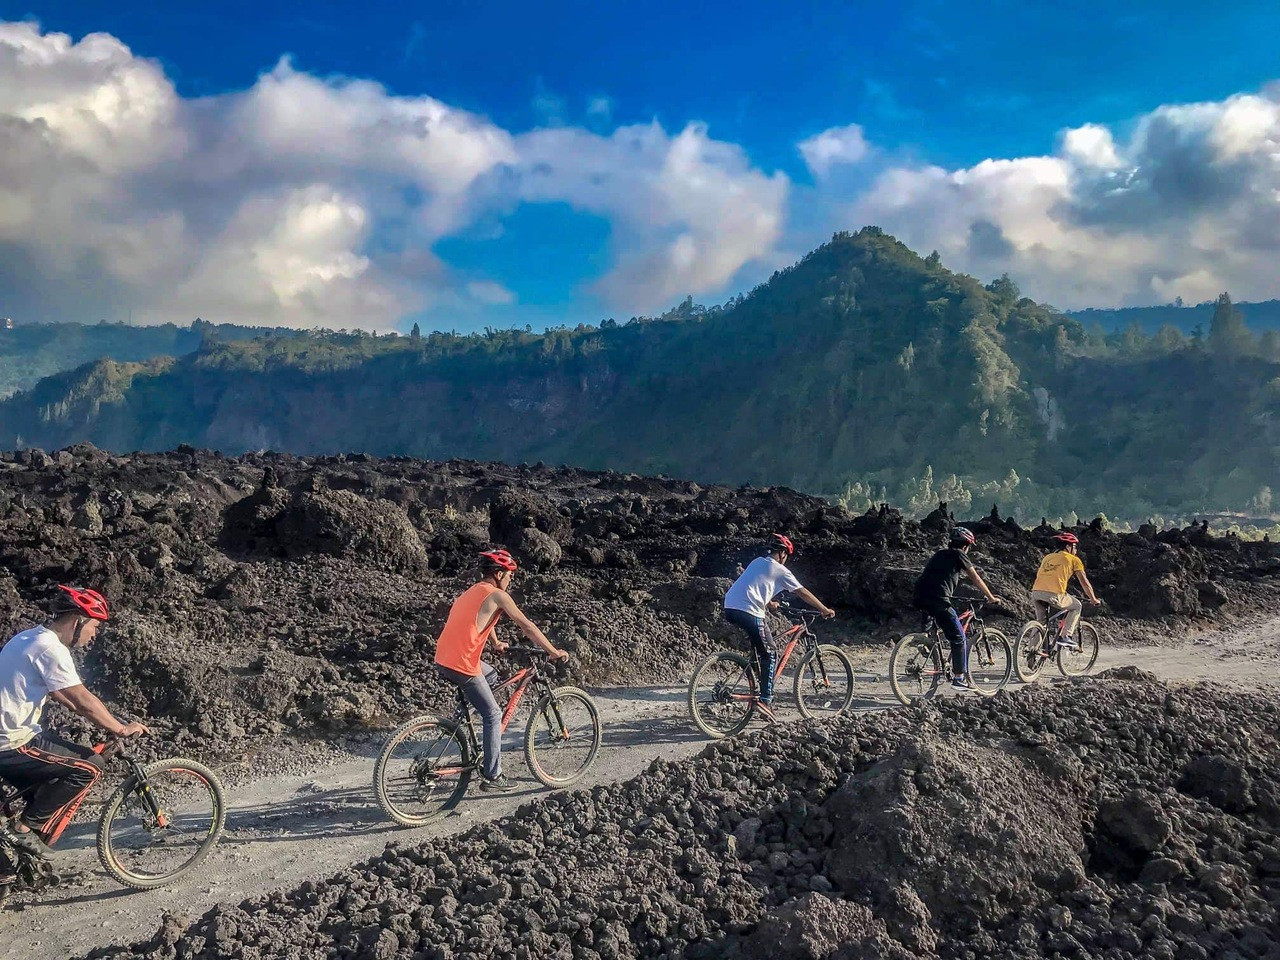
[
  {"x1": 374, "y1": 649, "x2": 602, "y2": 826},
  {"x1": 888, "y1": 598, "x2": 1013, "y2": 705},
  {"x1": 0, "y1": 736, "x2": 225, "y2": 901},
  {"x1": 686, "y1": 603, "x2": 855, "y2": 739},
  {"x1": 1015, "y1": 598, "x2": 1102, "y2": 683}
]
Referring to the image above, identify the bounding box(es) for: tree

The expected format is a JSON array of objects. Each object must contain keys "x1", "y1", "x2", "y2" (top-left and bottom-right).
[
  {"x1": 1208, "y1": 292, "x2": 1253, "y2": 356},
  {"x1": 410, "y1": 322, "x2": 421, "y2": 340},
  {"x1": 1153, "y1": 324, "x2": 1186, "y2": 353}
]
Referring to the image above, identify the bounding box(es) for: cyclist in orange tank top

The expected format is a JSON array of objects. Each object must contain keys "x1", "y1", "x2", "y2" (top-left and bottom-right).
[{"x1": 434, "y1": 549, "x2": 568, "y2": 793}]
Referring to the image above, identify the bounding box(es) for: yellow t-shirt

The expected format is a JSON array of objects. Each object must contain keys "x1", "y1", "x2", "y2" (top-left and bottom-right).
[{"x1": 1032, "y1": 550, "x2": 1084, "y2": 594}]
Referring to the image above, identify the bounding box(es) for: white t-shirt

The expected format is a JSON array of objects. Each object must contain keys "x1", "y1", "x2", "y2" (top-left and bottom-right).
[
  {"x1": 724, "y1": 556, "x2": 803, "y2": 618},
  {"x1": 0, "y1": 627, "x2": 82, "y2": 751}
]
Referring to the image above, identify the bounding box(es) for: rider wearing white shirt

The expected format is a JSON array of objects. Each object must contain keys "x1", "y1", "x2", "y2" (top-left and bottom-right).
[
  {"x1": 0, "y1": 587, "x2": 147, "y2": 855},
  {"x1": 722, "y1": 535, "x2": 835, "y2": 720}
]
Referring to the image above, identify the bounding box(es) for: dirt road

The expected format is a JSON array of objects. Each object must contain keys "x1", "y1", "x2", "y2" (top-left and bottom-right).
[{"x1": 5, "y1": 620, "x2": 1279, "y2": 960}]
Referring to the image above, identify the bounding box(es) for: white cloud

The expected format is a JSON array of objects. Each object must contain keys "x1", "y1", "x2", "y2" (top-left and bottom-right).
[
  {"x1": 0, "y1": 21, "x2": 789, "y2": 329},
  {"x1": 513, "y1": 122, "x2": 788, "y2": 309},
  {"x1": 837, "y1": 87, "x2": 1280, "y2": 308},
  {"x1": 798, "y1": 124, "x2": 870, "y2": 176}
]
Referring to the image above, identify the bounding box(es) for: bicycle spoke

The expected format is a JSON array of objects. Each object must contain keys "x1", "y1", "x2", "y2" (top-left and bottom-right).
[
  {"x1": 794, "y1": 645, "x2": 855, "y2": 720},
  {"x1": 525, "y1": 689, "x2": 601, "y2": 786},
  {"x1": 688, "y1": 653, "x2": 756, "y2": 738},
  {"x1": 102, "y1": 765, "x2": 221, "y2": 884},
  {"x1": 376, "y1": 720, "x2": 470, "y2": 825}
]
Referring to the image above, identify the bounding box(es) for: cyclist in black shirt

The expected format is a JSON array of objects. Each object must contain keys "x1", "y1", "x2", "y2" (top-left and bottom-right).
[{"x1": 913, "y1": 527, "x2": 1003, "y2": 690}]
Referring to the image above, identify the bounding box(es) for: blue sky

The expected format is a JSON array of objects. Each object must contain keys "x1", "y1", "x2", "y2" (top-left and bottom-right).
[{"x1": 3, "y1": 2, "x2": 1280, "y2": 330}]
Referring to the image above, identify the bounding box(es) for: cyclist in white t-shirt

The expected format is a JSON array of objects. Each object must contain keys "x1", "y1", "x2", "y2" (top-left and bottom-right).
[
  {"x1": 723, "y1": 534, "x2": 836, "y2": 721},
  {"x1": 0, "y1": 586, "x2": 147, "y2": 857}
]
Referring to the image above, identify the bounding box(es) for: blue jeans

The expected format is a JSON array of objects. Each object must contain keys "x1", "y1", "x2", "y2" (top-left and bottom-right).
[
  {"x1": 918, "y1": 602, "x2": 968, "y2": 676},
  {"x1": 436, "y1": 662, "x2": 502, "y2": 779},
  {"x1": 723, "y1": 607, "x2": 777, "y2": 702}
]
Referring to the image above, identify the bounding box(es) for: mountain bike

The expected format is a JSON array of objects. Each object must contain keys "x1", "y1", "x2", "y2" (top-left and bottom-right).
[
  {"x1": 1015, "y1": 598, "x2": 1103, "y2": 683},
  {"x1": 687, "y1": 603, "x2": 855, "y2": 739},
  {"x1": 374, "y1": 649, "x2": 601, "y2": 827},
  {"x1": 0, "y1": 736, "x2": 225, "y2": 902},
  {"x1": 888, "y1": 599, "x2": 1013, "y2": 705}
]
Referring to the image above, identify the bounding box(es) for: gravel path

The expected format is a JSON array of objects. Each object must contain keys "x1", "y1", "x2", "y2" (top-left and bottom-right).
[{"x1": 5, "y1": 620, "x2": 1279, "y2": 959}]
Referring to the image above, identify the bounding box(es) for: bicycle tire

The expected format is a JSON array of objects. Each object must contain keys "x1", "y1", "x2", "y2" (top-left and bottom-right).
[
  {"x1": 524, "y1": 686, "x2": 602, "y2": 787},
  {"x1": 687, "y1": 651, "x2": 757, "y2": 739},
  {"x1": 1057, "y1": 620, "x2": 1101, "y2": 677},
  {"x1": 374, "y1": 715, "x2": 472, "y2": 827},
  {"x1": 1015, "y1": 622, "x2": 1051, "y2": 684},
  {"x1": 97, "y1": 758, "x2": 225, "y2": 890},
  {"x1": 888, "y1": 633, "x2": 944, "y2": 706},
  {"x1": 968, "y1": 627, "x2": 1013, "y2": 696},
  {"x1": 792, "y1": 644, "x2": 855, "y2": 720}
]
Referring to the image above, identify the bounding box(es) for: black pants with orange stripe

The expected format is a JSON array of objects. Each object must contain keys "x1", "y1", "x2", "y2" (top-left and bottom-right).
[{"x1": 0, "y1": 733, "x2": 103, "y2": 845}]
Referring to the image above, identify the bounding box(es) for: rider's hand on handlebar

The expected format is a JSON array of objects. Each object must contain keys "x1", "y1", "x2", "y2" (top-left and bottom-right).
[
  {"x1": 116, "y1": 721, "x2": 149, "y2": 738},
  {"x1": 493, "y1": 640, "x2": 511, "y2": 654},
  {"x1": 767, "y1": 600, "x2": 780, "y2": 611},
  {"x1": 820, "y1": 605, "x2": 837, "y2": 620},
  {"x1": 549, "y1": 647, "x2": 570, "y2": 663},
  {"x1": 987, "y1": 595, "x2": 1006, "y2": 607}
]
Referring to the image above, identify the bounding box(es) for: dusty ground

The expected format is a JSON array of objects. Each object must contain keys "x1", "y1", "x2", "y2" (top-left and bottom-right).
[{"x1": 6, "y1": 615, "x2": 1278, "y2": 960}]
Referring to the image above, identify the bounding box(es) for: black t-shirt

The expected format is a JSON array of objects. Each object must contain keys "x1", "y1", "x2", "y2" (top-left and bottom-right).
[{"x1": 913, "y1": 548, "x2": 975, "y2": 606}]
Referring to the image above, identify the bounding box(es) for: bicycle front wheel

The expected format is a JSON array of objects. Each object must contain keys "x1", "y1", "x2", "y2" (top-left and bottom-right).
[
  {"x1": 888, "y1": 633, "x2": 944, "y2": 706},
  {"x1": 1057, "y1": 621, "x2": 1101, "y2": 677},
  {"x1": 793, "y1": 644, "x2": 855, "y2": 720},
  {"x1": 968, "y1": 627, "x2": 1013, "y2": 696},
  {"x1": 1015, "y1": 622, "x2": 1050, "y2": 684},
  {"x1": 97, "y1": 758, "x2": 225, "y2": 890},
  {"x1": 687, "y1": 651, "x2": 757, "y2": 739},
  {"x1": 374, "y1": 716, "x2": 472, "y2": 827},
  {"x1": 524, "y1": 687, "x2": 602, "y2": 787}
]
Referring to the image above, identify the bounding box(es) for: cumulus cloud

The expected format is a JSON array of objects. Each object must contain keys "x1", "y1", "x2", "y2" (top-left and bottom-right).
[
  {"x1": 513, "y1": 122, "x2": 788, "y2": 309},
  {"x1": 0, "y1": 21, "x2": 786, "y2": 329},
  {"x1": 841, "y1": 87, "x2": 1280, "y2": 307},
  {"x1": 798, "y1": 124, "x2": 870, "y2": 177}
]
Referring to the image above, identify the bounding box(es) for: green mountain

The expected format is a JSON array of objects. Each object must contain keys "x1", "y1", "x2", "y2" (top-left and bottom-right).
[
  {"x1": 3, "y1": 228, "x2": 1278, "y2": 523},
  {"x1": 0, "y1": 318, "x2": 308, "y2": 399},
  {"x1": 1071, "y1": 299, "x2": 1280, "y2": 335}
]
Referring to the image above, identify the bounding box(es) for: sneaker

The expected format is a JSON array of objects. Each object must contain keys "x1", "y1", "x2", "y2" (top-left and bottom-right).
[
  {"x1": 478, "y1": 774, "x2": 517, "y2": 794},
  {"x1": 755, "y1": 699, "x2": 778, "y2": 723},
  {"x1": 1057, "y1": 633, "x2": 1080, "y2": 650},
  {"x1": 950, "y1": 676, "x2": 973, "y2": 691},
  {"x1": 0, "y1": 824, "x2": 49, "y2": 860}
]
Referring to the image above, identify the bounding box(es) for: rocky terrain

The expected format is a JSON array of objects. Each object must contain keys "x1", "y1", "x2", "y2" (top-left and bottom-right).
[
  {"x1": 82, "y1": 672, "x2": 1280, "y2": 959},
  {"x1": 0, "y1": 444, "x2": 1277, "y2": 757}
]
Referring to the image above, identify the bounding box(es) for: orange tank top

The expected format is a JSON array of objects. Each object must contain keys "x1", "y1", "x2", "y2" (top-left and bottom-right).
[{"x1": 434, "y1": 582, "x2": 502, "y2": 676}]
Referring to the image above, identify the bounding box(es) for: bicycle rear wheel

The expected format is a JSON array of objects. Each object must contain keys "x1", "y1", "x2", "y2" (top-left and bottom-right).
[
  {"x1": 888, "y1": 633, "x2": 944, "y2": 706},
  {"x1": 793, "y1": 644, "x2": 855, "y2": 720},
  {"x1": 1057, "y1": 621, "x2": 1101, "y2": 677},
  {"x1": 97, "y1": 758, "x2": 225, "y2": 890},
  {"x1": 968, "y1": 627, "x2": 1013, "y2": 696},
  {"x1": 524, "y1": 687, "x2": 602, "y2": 787},
  {"x1": 687, "y1": 651, "x2": 757, "y2": 739},
  {"x1": 374, "y1": 716, "x2": 472, "y2": 827},
  {"x1": 1015, "y1": 622, "x2": 1052, "y2": 683}
]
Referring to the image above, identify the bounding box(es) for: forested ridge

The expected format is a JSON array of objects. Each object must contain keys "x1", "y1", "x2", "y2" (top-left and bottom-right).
[{"x1": 3, "y1": 228, "x2": 1278, "y2": 525}]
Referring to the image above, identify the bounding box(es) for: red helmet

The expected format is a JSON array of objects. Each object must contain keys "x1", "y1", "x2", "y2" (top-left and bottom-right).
[
  {"x1": 950, "y1": 527, "x2": 976, "y2": 546},
  {"x1": 772, "y1": 534, "x2": 795, "y2": 556},
  {"x1": 480, "y1": 549, "x2": 518, "y2": 573},
  {"x1": 1055, "y1": 532, "x2": 1080, "y2": 545},
  {"x1": 54, "y1": 585, "x2": 110, "y2": 621}
]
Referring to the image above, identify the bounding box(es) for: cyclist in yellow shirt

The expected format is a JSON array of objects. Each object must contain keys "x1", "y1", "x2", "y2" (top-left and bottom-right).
[{"x1": 1029, "y1": 532, "x2": 1101, "y2": 647}]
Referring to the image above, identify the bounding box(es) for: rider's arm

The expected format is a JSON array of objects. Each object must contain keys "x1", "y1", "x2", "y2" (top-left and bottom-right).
[
  {"x1": 492, "y1": 592, "x2": 568, "y2": 661},
  {"x1": 965, "y1": 567, "x2": 1003, "y2": 605},
  {"x1": 49, "y1": 685, "x2": 148, "y2": 737},
  {"x1": 1074, "y1": 569, "x2": 1101, "y2": 604},
  {"x1": 793, "y1": 587, "x2": 836, "y2": 619}
]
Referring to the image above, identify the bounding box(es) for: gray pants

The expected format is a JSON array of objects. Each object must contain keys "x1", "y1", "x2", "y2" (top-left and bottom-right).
[
  {"x1": 436, "y1": 662, "x2": 502, "y2": 779},
  {"x1": 1030, "y1": 590, "x2": 1082, "y2": 636}
]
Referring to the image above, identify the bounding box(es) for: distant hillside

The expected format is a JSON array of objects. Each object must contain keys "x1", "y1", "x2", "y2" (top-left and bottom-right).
[
  {"x1": 2, "y1": 228, "x2": 1279, "y2": 524},
  {"x1": 1070, "y1": 299, "x2": 1280, "y2": 335},
  {"x1": 0, "y1": 319, "x2": 308, "y2": 398}
]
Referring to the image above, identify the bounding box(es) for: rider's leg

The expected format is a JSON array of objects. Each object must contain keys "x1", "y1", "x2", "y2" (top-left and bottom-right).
[
  {"x1": 436, "y1": 664, "x2": 503, "y2": 779},
  {"x1": 930, "y1": 606, "x2": 968, "y2": 678},
  {"x1": 1061, "y1": 595, "x2": 1083, "y2": 636},
  {"x1": 0, "y1": 734, "x2": 103, "y2": 846},
  {"x1": 724, "y1": 609, "x2": 776, "y2": 703}
]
